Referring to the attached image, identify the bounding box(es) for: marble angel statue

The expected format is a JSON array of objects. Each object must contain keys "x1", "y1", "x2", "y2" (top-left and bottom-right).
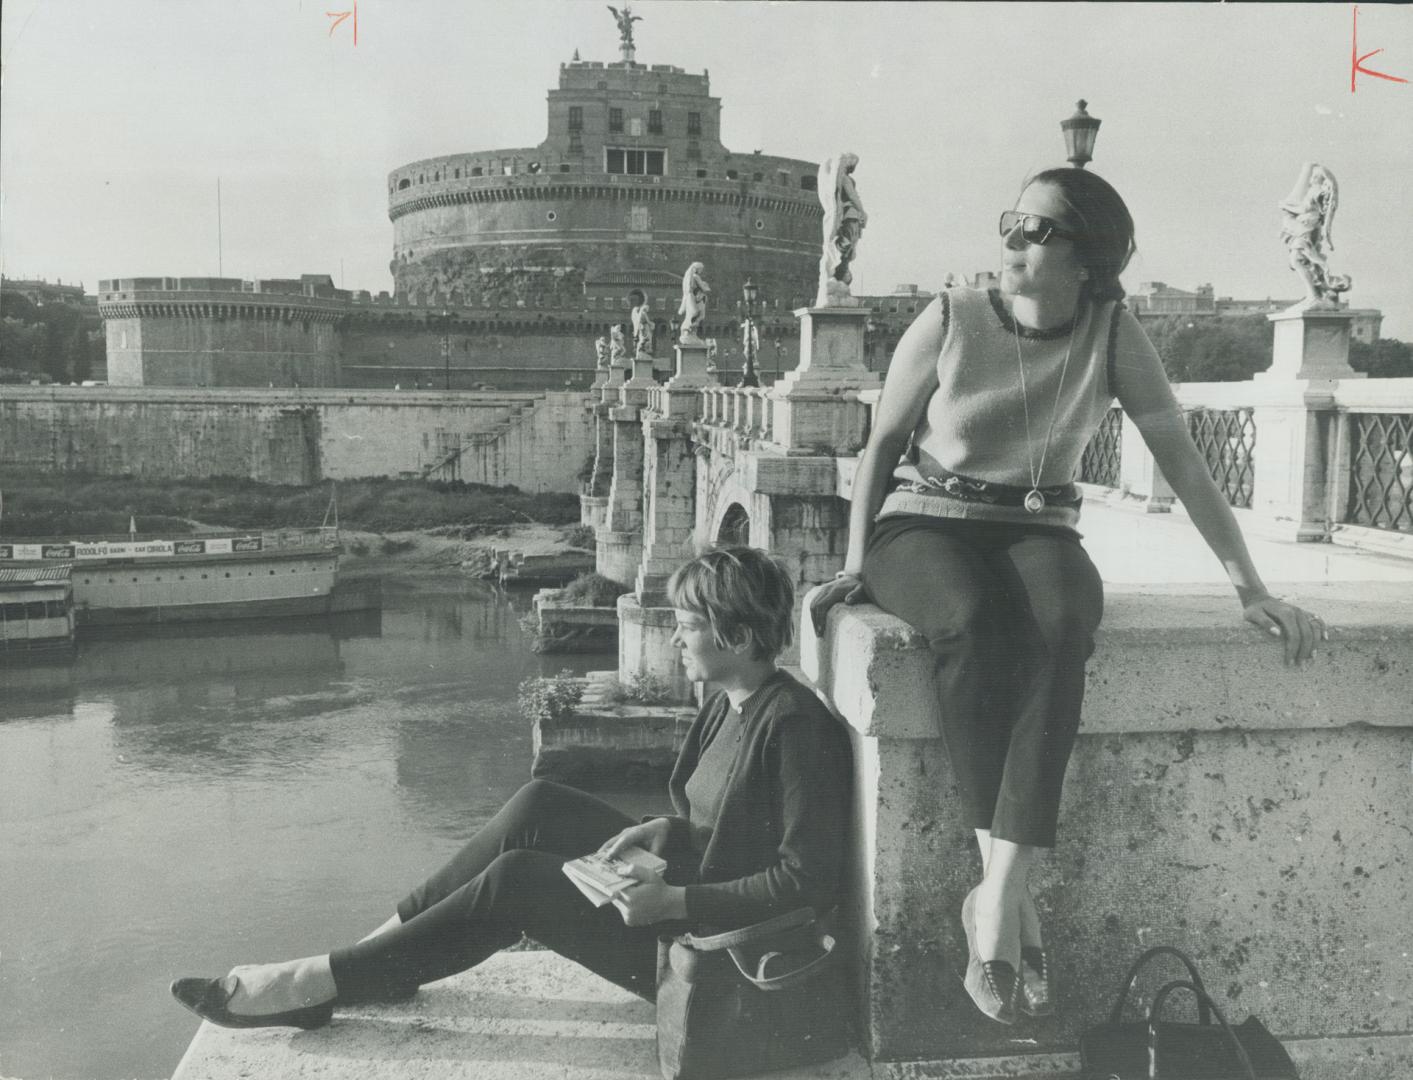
[
  {"x1": 678, "y1": 262, "x2": 710, "y2": 344},
  {"x1": 816, "y1": 153, "x2": 868, "y2": 306},
  {"x1": 1279, "y1": 162, "x2": 1351, "y2": 309}
]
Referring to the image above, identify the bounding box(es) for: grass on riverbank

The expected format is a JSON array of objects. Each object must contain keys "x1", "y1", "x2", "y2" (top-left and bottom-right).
[{"x1": 0, "y1": 474, "x2": 582, "y2": 537}]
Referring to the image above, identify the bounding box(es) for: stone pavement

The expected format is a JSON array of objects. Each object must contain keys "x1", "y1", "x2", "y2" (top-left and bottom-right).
[{"x1": 171, "y1": 950, "x2": 875, "y2": 1080}]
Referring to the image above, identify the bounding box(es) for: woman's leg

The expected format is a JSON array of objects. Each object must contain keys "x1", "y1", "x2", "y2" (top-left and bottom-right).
[
  {"x1": 398, "y1": 779, "x2": 638, "y2": 922},
  {"x1": 985, "y1": 530, "x2": 1104, "y2": 849},
  {"x1": 861, "y1": 517, "x2": 1016, "y2": 837},
  {"x1": 330, "y1": 848, "x2": 659, "y2": 1003},
  {"x1": 215, "y1": 779, "x2": 644, "y2": 1014},
  {"x1": 972, "y1": 530, "x2": 1104, "y2": 997}
]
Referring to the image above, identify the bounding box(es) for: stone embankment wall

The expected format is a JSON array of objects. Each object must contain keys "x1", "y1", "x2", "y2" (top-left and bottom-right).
[{"x1": 0, "y1": 387, "x2": 595, "y2": 492}]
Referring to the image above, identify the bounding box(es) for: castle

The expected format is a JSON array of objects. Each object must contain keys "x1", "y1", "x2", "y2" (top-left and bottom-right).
[{"x1": 97, "y1": 16, "x2": 844, "y2": 392}]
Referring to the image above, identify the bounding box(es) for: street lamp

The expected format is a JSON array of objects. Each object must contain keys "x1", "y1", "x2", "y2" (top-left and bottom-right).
[
  {"x1": 1061, "y1": 100, "x2": 1101, "y2": 169},
  {"x1": 740, "y1": 278, "x2": 760, "y2": 387},
  {"x1": 437, "y1": 309, "x2": 453, "y2": 391}
]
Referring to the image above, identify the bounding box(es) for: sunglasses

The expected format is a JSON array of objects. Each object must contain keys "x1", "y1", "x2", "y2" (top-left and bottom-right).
[{"x1": 998, "y1": 210, "x2": 1077, "y2": 245}]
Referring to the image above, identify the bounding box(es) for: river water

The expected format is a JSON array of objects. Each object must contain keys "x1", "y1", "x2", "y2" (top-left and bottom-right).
[{"x1": 0, "y1": 575, "x2": 666, "y2": 1080}]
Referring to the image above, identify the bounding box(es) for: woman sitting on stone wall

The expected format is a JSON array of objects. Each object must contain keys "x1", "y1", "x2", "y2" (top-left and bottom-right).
[
  {"x1": 809, "y1": 167, "x2": 1324, "y2": 1025},
  {"x1": 171, "y1": 546, "x2": 852, "y2": 1030}
]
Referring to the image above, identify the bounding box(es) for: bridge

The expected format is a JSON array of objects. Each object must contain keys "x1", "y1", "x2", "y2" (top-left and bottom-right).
[
  {"x1": 172, "y1": 302, "x2": 1412, "y2": 1079},
  {"x1": 575, "y1": 300, "x2": 1413, "y2": 1077}
]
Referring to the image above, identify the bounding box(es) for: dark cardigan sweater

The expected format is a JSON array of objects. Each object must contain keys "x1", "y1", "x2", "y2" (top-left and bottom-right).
[{"x1": 660, "y1": 668, "x2": 853, "y2": 927}]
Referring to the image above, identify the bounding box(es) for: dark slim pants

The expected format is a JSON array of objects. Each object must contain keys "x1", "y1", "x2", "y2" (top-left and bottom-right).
[
  {"x1": 862, "y1": 514, "x2": 1104, "y2": 848},
  {"x1": 328, "y1": 779, "x2": 660, "y2": 1002}
]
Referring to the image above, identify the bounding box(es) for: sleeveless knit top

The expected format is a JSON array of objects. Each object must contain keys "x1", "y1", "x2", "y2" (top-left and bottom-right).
[{"x1": 880, "y1": 286, "x2": 1118, "y2": 529}]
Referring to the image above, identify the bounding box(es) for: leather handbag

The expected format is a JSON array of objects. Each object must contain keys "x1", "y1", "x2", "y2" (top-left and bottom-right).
[
  {"x1": 1080, "y1": 946, "x2": 1299, "y2": 1080},
  {"x1": 655, "y1": 906, "x2": 851, "y2": 1080}
]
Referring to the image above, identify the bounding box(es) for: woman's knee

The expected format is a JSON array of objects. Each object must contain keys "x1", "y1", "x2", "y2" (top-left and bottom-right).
[
  {"x1": 505, "y1": 778, "x2": 573, "y2": 816},
  {"x1": 923, "y1": 596, "x2": 999, "y2": 657}
]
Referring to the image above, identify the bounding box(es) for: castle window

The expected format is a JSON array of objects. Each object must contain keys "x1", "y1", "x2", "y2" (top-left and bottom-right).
[
  {"x1": 629, "y1": 117, "x2": 643, "y2": 137},
  {"x1": 606, "y1": 148, "x2": 664, "y2": 176},
  {"x1": 752, "y1": 172, "x2": 763, "y2": 182},
  {"x1": 687, "y1": 112, "x2": 701, "y2": 136},
  {"x1": 569, "y1": 133, "x2": 583, "y2": 152},
  {"x1": 726, "y1": 169, "x2": 739, "y2": 180},
  {"x1": 568, "y1": 106, "x2": 583, "y2": 132},
  {"x1": 648, "y1": 109, "x2": 663, "y2": 134},
  {"x1": 800, "y1": 175, "x2": 818, "y2": 191},
  {"x1": 472, "y1": 167, "x2": 483, "y2": 177},
  {"x1": 546, "y1": 210, "x2": 558, "y2": 222},
  {"x1": 454, "y1": 168, "x2": 460, "y2": 178},
  {"x1": 609, "y1": 107, "x2": 624, "y2": 133},
  {"x1": 559, "y1": 163, "x2": 572, "y2": 172},
  {"x1": 696, "y1": 169, "x2": 707, "y2": 178}
]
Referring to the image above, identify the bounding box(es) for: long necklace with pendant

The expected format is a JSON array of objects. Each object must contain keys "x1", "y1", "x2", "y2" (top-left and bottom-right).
[{"x1": 1013, "y1": 307, "x2": 1078, "y2": 514}]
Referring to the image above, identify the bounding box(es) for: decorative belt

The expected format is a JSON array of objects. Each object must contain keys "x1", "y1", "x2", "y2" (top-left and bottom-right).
[{"x1": 893, "y1": 469, "x2": 1081, "y2": 511}]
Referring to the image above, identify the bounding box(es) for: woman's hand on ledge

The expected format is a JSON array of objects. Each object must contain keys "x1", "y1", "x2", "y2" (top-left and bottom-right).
[
  {"x1": 614, "y1": 865, "x2": 687, "y2": 927},
  {"x1": 1242, "y1": 594, "x2": 1326, "y2": 666},
  {"x1": 809, "y1": 573, "x2": 870, "y2": 638},
  {"x1": 599, "y1": 817, "x2": 672, "y2": 858}
]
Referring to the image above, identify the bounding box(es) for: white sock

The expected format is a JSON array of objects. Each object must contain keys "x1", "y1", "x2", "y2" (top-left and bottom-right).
[{"x1": 225, "y1": 954, "x2": 336, "y2": 1016}]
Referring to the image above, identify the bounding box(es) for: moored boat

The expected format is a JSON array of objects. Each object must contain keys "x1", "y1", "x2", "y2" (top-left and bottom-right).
[{"x1": 0, "y1": 527, "x2": 379, "y2": 628}]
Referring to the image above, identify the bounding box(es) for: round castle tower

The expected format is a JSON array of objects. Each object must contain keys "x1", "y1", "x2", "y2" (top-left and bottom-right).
[{"x1": 386, "y1": 27, "x2": 822, "y2": 334}]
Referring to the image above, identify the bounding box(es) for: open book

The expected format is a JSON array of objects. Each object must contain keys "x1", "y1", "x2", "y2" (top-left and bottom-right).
[{"x1": 563, "y1": 845, "x2": 668, "y2": 911}]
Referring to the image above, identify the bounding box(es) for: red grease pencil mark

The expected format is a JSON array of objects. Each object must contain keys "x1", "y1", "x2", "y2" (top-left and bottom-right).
[
  {"x1": 1351, "y1": 5, "x2": 1406, "y2": 92},
  {"x1": 326, "y1": 0, "x2": 358, "y2": 46}
]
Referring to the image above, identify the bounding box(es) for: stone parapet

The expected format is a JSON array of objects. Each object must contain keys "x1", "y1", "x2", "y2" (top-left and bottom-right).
[{"x1": 800, "y1": 578, "x2": 1413, "y2": 1069}]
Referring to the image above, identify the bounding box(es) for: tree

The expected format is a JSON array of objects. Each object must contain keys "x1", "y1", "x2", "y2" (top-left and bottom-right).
[
  {"x1": 1349, "y1": 337, "x2": 1413, "y2": 379},
  {"x1": 1142, "y1": 315, "x2": 1273, "y2": 383}
]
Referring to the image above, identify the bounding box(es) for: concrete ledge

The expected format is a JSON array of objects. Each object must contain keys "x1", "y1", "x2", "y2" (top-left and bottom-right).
[
  {"x1": 172, "y1": 950, "x2": 873, "y2": 1080},
  {"x1": 801, "y1": 583, "x2": 1413, "y2": 740}
]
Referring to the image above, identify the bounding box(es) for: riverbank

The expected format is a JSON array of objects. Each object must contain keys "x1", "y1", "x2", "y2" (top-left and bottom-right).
[{"x1": 338, "y1": 522, "x2": 596, "y2": 584}]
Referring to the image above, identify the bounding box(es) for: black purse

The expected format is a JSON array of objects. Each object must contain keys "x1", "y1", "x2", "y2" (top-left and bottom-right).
[
  {"x1": 655, "y1": 906, "x2": 851, "y2": 1080},
  {"x1": 1080, "y1": 946, "x2": 1299, "y2": 1080}
]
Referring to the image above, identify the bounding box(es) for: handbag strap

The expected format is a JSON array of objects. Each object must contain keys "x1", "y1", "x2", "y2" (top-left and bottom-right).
[
  {"x1": 1109, "y1": 946, "x2": 1212, "y2": 1026},
  {"x1": 1147, "y1": 980, "x2": 1256, "y2": 1080},
  {"x1": 727, "y1": 931, "x2": 837, "y2": 991},
  {"x1": 679, "y1": 907, "x2": 817, "y2": 951}
]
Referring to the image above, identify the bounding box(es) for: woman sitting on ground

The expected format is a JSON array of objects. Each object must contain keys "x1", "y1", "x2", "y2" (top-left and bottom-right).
[
  {"x1": 172, "y1": 545, "x2": 852, "y2": 1029},
  {"x1": 810, "y1": 167, "x2": 1323, "y2": 1025}
]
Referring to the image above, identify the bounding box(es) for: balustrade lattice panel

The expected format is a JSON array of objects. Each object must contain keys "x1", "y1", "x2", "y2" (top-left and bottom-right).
[
  {"x1": 1185, "y1": 408, "x2": 1255, "y2": 509},
  {"x1": 1080, "y1": 408, "x2": 1123, "y2": 488},
  {"x1": 1346, "y1": 413, "x2": 1413, "y2": 533}
]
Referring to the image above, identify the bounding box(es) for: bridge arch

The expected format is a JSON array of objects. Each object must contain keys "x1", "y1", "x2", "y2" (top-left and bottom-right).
[{"x1": 716, "y1": 502, "x2": 751, "y2": 546}]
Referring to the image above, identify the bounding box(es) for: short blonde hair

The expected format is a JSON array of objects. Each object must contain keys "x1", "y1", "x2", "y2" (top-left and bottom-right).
[{"x1": 667, "y1": 546, "x2": 795, "y2": 661}]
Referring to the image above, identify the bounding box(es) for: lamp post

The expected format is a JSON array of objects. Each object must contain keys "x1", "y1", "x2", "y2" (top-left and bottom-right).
[
  {"x1": 439, "y1": 309, "x2": 451, "y2": 391},
  {"x1": 1061, "y1": 100, "x2": 1101, "y2": 169},
  {"x1": 740, "y1": 278, "x2": 760, "y2": 388}
]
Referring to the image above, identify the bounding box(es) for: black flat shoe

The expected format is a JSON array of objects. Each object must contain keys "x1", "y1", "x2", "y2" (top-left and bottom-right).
[
  {"x1": 170, "y1": 976, "x2": 334, "y2": 1030},
  {"x1": 1019, "y1": 945, "x2": 1054, "y2": 1018}
]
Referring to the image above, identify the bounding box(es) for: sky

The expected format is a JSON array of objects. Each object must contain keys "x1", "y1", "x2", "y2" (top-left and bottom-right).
[{"x1": 2, "y1": 0, "x2": 1411, "y2": 336}]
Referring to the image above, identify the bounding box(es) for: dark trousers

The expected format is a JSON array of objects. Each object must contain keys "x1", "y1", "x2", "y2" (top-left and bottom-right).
[
  {"x1": 328, "y1": 779, "x2": 660, "y2": 1002},
  {"x1": 862, "y1": 514, "x2": 1105, "y2": 848}
]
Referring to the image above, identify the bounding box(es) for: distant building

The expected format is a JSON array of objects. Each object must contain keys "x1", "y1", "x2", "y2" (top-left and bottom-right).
[{"x1": 1130, "y1": 281, "x2": 1382, "y2": 342}]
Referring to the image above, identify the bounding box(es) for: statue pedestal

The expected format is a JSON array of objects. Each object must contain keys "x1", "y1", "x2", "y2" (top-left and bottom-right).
[
  {"x1": 771, "y1": 306, "x2": 879, "y2": 453},
  {"x1": 1259, "y1": 307, "x2": 1366, "y2": 382},
  {"x1": 630, "y1": 351, "x2": 656, "y2": 384}
]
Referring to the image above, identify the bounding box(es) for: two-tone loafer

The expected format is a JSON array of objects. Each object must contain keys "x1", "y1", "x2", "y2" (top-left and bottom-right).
[
  {"x1": 170, "y1": 976, "x2": 334, "y2": 1030},
  {"x1": 1019, "y1": 945, "x2": 1054, "y2": 1018},
  {"x1": 960, "y1": 888, "x2": 1020, "y2": 1025}
]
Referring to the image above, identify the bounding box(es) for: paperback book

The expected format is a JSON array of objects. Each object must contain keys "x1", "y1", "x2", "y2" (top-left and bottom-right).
[{"x1": 563, "y1": 846, "x2": 668, "y2": 910}]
